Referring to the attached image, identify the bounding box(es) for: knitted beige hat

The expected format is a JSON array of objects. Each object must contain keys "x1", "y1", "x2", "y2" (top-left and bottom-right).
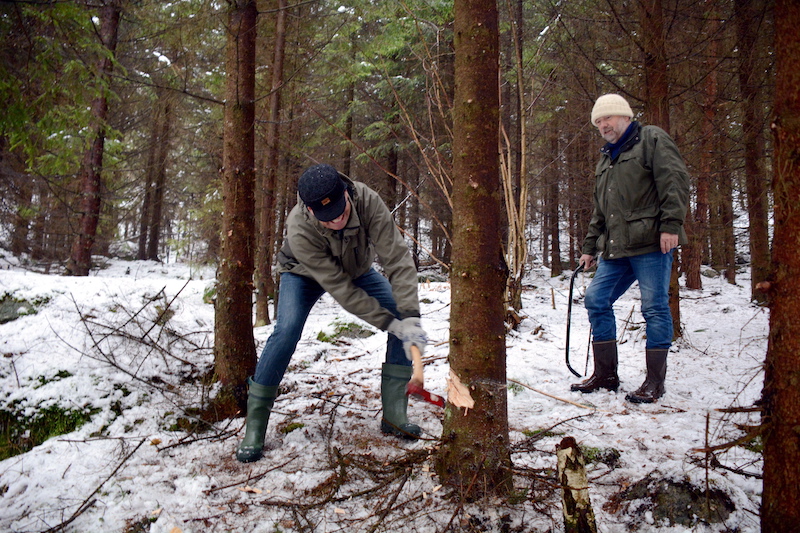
[{"x1": 591, "y1": 94, "x2": 633, "y2": 124}]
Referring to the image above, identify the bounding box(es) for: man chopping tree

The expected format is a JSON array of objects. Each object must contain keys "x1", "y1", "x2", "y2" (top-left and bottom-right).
[{"x1": 237, "y1": 163, "x2": 428, "y2": 463}]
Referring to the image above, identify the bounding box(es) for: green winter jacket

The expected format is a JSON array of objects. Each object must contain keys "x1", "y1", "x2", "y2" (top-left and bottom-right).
[
  {"x1": 277, "y1": 177, "x2": 420, "y2": 330},
  {"x1": 581, "y1": 122, "x2": 690, "y2": 260}
]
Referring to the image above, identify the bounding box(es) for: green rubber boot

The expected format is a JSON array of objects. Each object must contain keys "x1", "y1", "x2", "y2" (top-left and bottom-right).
[
  {"x1": 236, "y1": 378, "x2": 279, "y2": 463},
  {"x1": 380, "y1": 363, "x2": 421, "y2": 440}
]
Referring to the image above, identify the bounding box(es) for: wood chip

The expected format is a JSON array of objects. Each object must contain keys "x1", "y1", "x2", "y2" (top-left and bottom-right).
[{"x1": 446, "y1": 370, "x2": 475, "y2": 413}]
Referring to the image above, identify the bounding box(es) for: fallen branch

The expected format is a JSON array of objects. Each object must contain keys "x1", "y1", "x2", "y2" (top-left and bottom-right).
[
  {"x1": 511, "y1": 414, "x2": 596, "y2": 454},
  {"x1": 691, "y1": 423, "x2": 766, "y2": 454},
  {"x1": 40, "y1": 438, "x2": 147, "y2": 533},
  {"x1": 204, "y1": 454, "x2": 300, "y2": 494},
  {"x1": 157, "y1": 416, "x2": 240, "y2": 452},
  {"x1": 365, "y1": 468, "x2": 411, "y2": 533},
  {"x1": 716, "y1": 406, "x2": 763, "y2": 414},
  {"x1": 438, "y1": 456, "x2": 485, "y2": 533},
  {"x1": 508, "y1": 378, "x2": 598, "y2": 410}
]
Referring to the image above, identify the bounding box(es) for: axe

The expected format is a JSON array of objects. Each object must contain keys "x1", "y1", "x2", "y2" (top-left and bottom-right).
[{"x1": 406, "y1": 345, "x2": 445, "y2": 407}]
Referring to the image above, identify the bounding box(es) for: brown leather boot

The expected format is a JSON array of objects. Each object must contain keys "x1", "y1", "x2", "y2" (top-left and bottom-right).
[
  {"x1": 625, "y1": 348, "x2": 668, "y2": 403},
  {"x1": 570, "y1": 340, "x2": 619, "y2": 393}
]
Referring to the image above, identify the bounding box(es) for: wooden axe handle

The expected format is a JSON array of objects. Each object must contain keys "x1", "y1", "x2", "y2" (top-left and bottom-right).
[{"x1": 410, "y1": 344, "x2": 424, "y2": 386}]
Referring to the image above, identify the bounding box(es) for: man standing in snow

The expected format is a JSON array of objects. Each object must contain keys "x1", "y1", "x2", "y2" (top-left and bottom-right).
[
  {"x1": 571, "y1": 94, "x2": 690, "y2": 404},
  {"x1": 237, "y1": 163, "x2": 428, "y2": 462}
]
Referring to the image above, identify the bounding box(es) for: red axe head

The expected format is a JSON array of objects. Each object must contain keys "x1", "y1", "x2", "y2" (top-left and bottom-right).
[{"x1": 406, "y1": 382, "x2": 444, "y2": 407}]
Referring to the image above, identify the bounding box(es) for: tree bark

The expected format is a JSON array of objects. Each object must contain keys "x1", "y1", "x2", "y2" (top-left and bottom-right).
[
  {"x1": 342, "y1": 34, "x2": 357, "y2": 177},
  {"x1": 709, "y1": 150, "x2": 736, "y2": 282},
  {"x1": 548, "y1": 119, "x2": 562, "y2": 277},
  {"x1": 640, "y1": 0, "x2": 681, "y2": 338},
  {"x1": 761, "y1": 1, "x2": 800, "y2": 530},
  {"x1": 435, "y1": 0, "x2": 512, "y2": 498},
  {"x1": 557, "y1": 437, "x2": 597, "y2": 533},
  {"x1": 500, "y1": 0, "x2": 528, "y2": 312},
  {"x1": 736, "y1": 0, "x2": 771, "y2": 303},
  {"x1": 66, "y1": 1, "x2": 121, "y2": 276},
  {"x1": 138, "y1": 112, "x2": 157, "y2": 260},
  {"x1": 1, "y1": 138, "x2": 32, "y2": 257},
  {"x1": 212, "y1": 0, "x2": 258, "y2": 419},
  {"x1": 255, "y1": 0, "x2": 287, "y2": 327},
  {"x1": 568, "y1": 128, "x2": 594, "y2": 270},
  {"x1": 145, "y1": 93, "x2": 173, "y2": 261},
  {"x1": 685, "y1": 8, "x2": 719, "y2": 291}
]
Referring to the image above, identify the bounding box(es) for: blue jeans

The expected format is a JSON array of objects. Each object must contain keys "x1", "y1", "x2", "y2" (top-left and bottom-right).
[
  {"x1": 584, "y1": 251, "x2": 674, "y2": 349},
  {"x1": 253, "y1": 269, "x2": 408, "y2": 387}
]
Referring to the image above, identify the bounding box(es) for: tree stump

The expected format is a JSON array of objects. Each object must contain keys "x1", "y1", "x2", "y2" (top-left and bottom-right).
[{"x1": 556, "y1": 436, "x2": 597, "y2": 533}]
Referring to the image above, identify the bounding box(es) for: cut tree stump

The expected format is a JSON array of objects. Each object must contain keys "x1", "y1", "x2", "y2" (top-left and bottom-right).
[{"x1": 556, "y1": 436, "x2": 598, "y2": 533}]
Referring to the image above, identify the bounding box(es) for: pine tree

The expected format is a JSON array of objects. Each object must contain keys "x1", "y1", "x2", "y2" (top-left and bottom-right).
[{"x1": 435, "y1": 0, "x2": 512, "y2": 498}]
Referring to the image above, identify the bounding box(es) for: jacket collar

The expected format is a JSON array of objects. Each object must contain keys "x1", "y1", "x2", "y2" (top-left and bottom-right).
[{"x1": 600, "y1": 121, "x2": 641, "y2": 161}]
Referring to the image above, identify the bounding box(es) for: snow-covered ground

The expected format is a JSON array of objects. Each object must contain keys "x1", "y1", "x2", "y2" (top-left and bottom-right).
[{"x1": 0, "y1": 253, "x2": 766, "y2": 532}]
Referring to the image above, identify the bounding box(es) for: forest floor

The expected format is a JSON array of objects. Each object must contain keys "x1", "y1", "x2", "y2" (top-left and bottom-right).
[{"x1": 0, "y1": 251, "x2": 765, "y2": 532}]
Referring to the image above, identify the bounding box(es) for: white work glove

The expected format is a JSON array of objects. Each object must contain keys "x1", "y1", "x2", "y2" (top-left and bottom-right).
[{"x1": 387, "y1": 317, "x2": 428, "y2": 360}]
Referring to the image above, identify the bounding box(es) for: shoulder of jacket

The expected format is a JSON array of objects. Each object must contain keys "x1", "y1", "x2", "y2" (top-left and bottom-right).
[
  {"x1": 350, "y1": 181, "x2": 386, "y2": 214},
  {"x1": 640, "y1": 124, "x2": 671, "y2": 140},
  {"x1": 289, "y1": 201, "x2": 313, "y2": 227},
  {"x1": 350, "y1": 180, "x2": 375, "y2": 200}
]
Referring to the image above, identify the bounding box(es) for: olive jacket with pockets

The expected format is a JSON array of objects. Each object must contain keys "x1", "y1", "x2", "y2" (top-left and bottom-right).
[{"x1": 582, "y1": 121, "x2": 690, "y2": 260}]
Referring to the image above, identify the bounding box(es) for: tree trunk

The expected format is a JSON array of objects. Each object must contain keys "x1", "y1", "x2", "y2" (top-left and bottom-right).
[
  {"x1": 146, "y1": 94, "x2": 173, "y2": 261},
  {"x1": 2, "y1": 139, "x2": 32, "y2": 257},
  {"x1": 501, "y1": 0, "x2": 527, "y2": 312},
  {"x1": 569, "y1": 128, "x2": 594, "y2": 269},
  {"x1": 548, "y1": 119, "x2": 562, "y2": 276},
  {"x1": 736, "y1": 0, "x2": 771, "y2": 303},
  {"x1": 212, "y1": 0, "x2": 258, "y2": 419},
  {"x1": 138, "y1": 91, "x2": 172, "y2": 261},
  {"x1": 685, "y1": 9, "x2": 718, "y2": 291},
  {"x1": 710, "y1": 155, "x2": 736, "y2": 282},
  {"x1": 66, "y1": 1, "x2": 121, "y2": 276},
  {"x1": 719, "y1": 158, "x2": 737, "y2": 285},
  {"x1": 641, "y1": 0, "x2": 669, "y2": 129},
  {"x1": 342, "y1": 35, "x2": 357, "y2": 177},
  {"x1": 557, "y1": 437, "x2": 598, "y2": 533},
  {"x1": 255, "y1": 0, "x2": 287, "y2": 327},
  {"x1": 761, "y1": 1, "x2": 800, "y2": 530},
  {"x1": 435, "y1": 0, "x2": 512, "y2": 498},
  {"x1": 410, "y1": 157, "x2": 421, "y2": 269},
  {"x1": 512, "y1": 0, "x2": 523, "y2": 206},
  {"x1": 385, "y1": 143, "x2": 399, "y2": 208},
  {"x1": 640, "y1": 0, "x2": 681, "y2": 338},
  {"x1": 138, "y1": 112, "x2": 156, "y2": 260}
]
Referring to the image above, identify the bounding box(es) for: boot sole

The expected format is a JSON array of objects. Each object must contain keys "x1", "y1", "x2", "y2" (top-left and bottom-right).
[
  {"x1": 625, "y1": 393, "x2": 663, "y2": 404},
  {"x1": 236, "y1": 449, "x2": 263, "y2": 463},
  {"x1": 381, "y1": 420, "x2": 421, "y2": 440},
  {"x1": 570, "y1": 381, "x2": 619, "y2": 393}
]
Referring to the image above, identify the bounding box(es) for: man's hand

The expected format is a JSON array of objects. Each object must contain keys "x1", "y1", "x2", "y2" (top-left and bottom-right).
[
  {"x1": 387, "y1": 317, "x2": 428, "y2": 360},
  {"x1": 660, "y1": 232, "x2": 679, "y2": 254},
  {"x1": 579, "y1": 254, "x2": 596, "y2": 270}
]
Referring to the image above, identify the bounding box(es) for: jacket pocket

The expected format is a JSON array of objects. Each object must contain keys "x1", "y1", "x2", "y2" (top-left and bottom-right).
[
  {"x1": 596, "y1": 233, "x2": 607, "y2": 253},
  {"x1": 625, "y1": 204, "x2": 659, "y2": 249}
]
